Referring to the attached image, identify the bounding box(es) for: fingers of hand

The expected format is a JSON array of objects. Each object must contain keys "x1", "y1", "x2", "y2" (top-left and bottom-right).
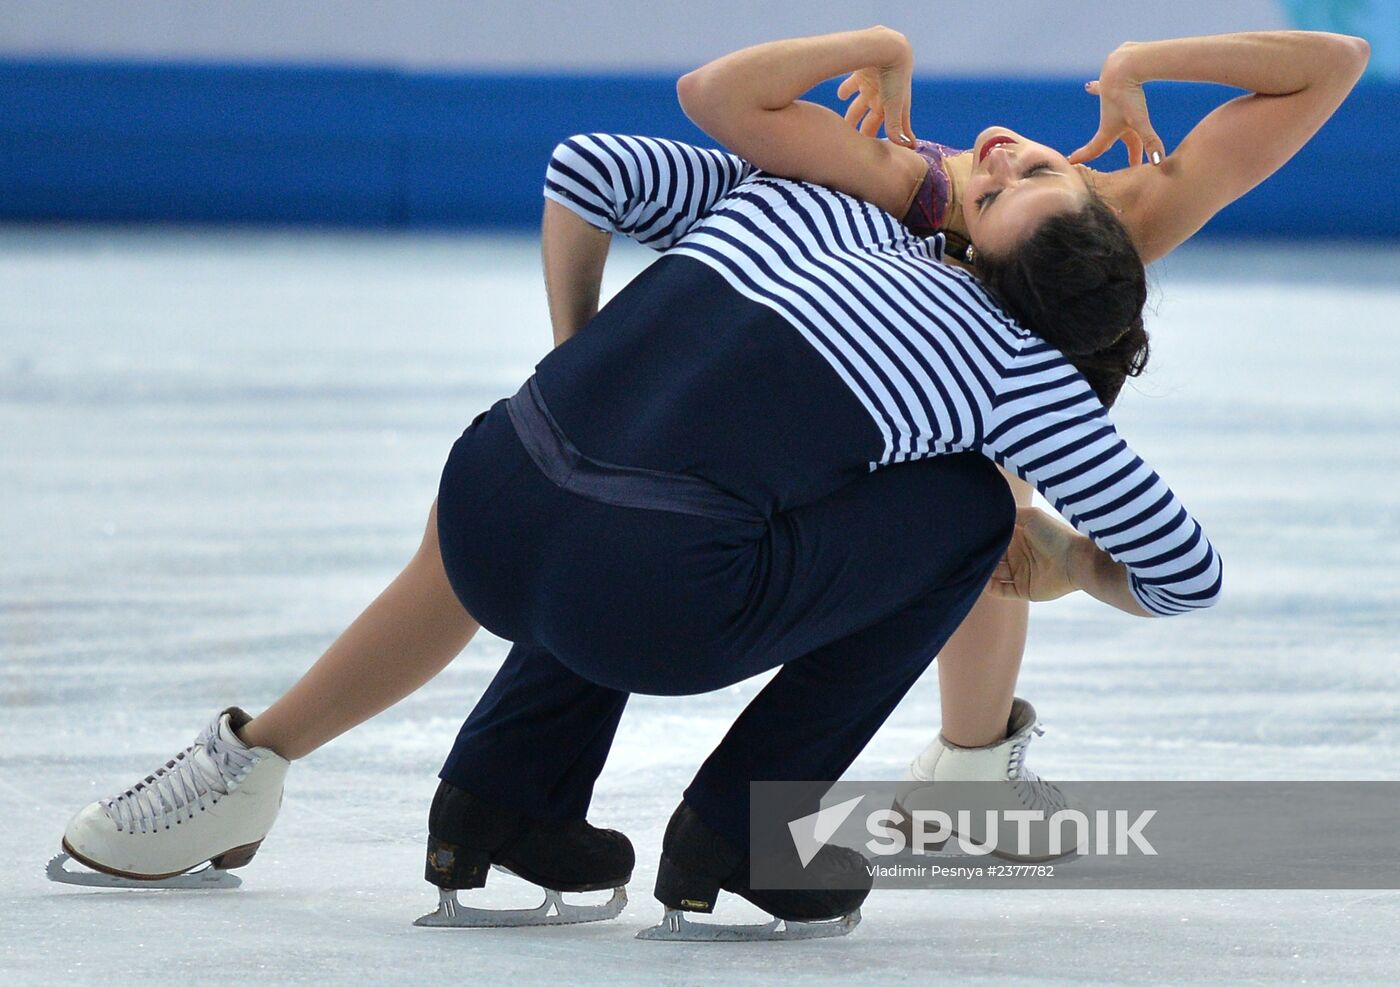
[
  {"x1": 991, "y1": 559, "x2": 1027, "y2": 601},
  {"x1": 990, "y1": 564, "x2": 1019, "y2": 599},
  {"x1": 844, "y1": 96, "x2": 868, "y2": 127},
  {"x1": 995, "y1": 524, "x2": 1031, "y2": 598},
  {"x1": 1127, "y1": 123, "x2": 1165, "y2": 165},
  {"x1": 882, "y1": 102, "x2": 909, "y2": 143},
  {"x1": 1084, "y1": 79, "x2": 1101, "y2": 94},
  {"x1": 837, "y1": 74, "x2": 857, "y2": 100},
  {"x1": 986, "y1": 581, "x2": 1016, "y2": 601},
  {"x1": 1067, "y1": 130, "x2": 1111, "y2": 165},
  {"x1": 860, "y1": 106, "x2": 885, "y2": 137},
  {"x1": 1141, "y1": 128, "x2": 1166, "y2": 165},
  {"x1": 1125, "y1": 131, "x2": 1144, "y2": 166}
]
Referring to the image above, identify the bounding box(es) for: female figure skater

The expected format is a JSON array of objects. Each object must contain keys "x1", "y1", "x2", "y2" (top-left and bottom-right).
[
  {"x1": 51, "y1": 25, "x2": 1362, "y2": 937},
  {"x1": 669, "y1": 25, "x2": 1368, "y2": 813}
]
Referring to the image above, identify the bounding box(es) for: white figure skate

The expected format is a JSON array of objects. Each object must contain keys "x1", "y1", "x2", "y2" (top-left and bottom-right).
[
  {"x1": 894, "y1": 697, "x2": 1075, "y2": 862},
  {"x1": 49, "y1": 707, "x2": 289, "y2": 889}
]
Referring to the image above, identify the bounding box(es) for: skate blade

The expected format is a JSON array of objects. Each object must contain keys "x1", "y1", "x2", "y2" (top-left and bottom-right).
[
  {"x1": 414, "y1": 886, "x2": 627, "y2": 928},
  {"x1": 46, "y1": 853, "x2": 243, "y2": 890},
  {"x1": 635, "y1": 907, "x2": 861, "y2": 942}
]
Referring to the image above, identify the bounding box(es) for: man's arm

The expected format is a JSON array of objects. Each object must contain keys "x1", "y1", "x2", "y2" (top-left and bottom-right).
[
  {"x1": 983, "y1": 367, "x2": 1223, "y2": 618},
  {"x1": 542, "y1": 198, "x2": 611, "y2": 347},
  {"x1": 539, "y1": 132, "x2": 757, "y2": 344}
]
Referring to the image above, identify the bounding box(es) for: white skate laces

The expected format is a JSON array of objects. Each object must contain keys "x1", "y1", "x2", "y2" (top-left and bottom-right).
[
  {"x1": 901, "y1": 697, "x2": 1069, "y2": 811},
  {"x1": 1006, "y1": 724, "x2": 1068, "y2": 813},
  {"x1": 102, "y1": 715, "x2": 257, "y2": 835}
]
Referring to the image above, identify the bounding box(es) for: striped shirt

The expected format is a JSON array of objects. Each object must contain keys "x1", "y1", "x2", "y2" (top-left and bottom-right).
[{"x1": 543, "y1": 133, "x2": 1222, "y2": 616}]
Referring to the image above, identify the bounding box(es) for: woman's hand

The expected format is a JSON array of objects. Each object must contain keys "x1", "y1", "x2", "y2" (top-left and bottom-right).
[
  {"x1": 835, "y1": 30, "x2": 917, "y2": 146},
  {"x1": 1069, "y1": 45, "x2": 1166, "y2": 167},
  {"x1": 990, "y1": 507, "x2": 1081, "y2": 603}
]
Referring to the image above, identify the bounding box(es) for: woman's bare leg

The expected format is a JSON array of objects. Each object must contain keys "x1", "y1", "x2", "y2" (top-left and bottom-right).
[
  {"x1": 239, "y1": 499, "x2": 480, "y2": 760},
  {"x1": 935, "y1": 472, "x2": 1036, "y2": 747}
]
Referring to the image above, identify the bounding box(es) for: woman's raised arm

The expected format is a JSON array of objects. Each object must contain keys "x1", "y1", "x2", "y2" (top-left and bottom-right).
[
  {"x1": 1075, "y1": 32, "x2": 1370, "y2": 262},
  {"x1": 677, "y1": 26, "x2": 926, "y2": 218}
]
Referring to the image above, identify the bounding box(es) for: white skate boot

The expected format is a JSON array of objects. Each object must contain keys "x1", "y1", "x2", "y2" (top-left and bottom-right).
[
  {"x1": 49, "y1": 707, "x2": 289, "y2": 889},
  {"x1": 893, "y1": 698, "x2": 1074, "y2": 862}
]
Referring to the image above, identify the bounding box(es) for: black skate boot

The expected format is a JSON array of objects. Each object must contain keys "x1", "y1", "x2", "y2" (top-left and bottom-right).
[
  {"x1": 415, "y1": 780, "x2": 633, "y2": 928},
  {"x1": 637, "y1": 801, "x2": 869, "y2": 941}
]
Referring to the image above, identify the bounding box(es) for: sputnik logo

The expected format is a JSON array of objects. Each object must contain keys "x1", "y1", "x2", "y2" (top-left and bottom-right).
[{"x1": 787, "y1": 796, "x2": 865, "y2": 868}]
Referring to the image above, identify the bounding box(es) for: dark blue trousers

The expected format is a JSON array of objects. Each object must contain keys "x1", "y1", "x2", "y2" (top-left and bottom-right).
[{"x1": 435, "y1": 383, "x2": 1014, "y2": 849}]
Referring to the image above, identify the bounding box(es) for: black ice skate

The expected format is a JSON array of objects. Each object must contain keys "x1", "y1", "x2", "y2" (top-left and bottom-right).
[
  {"x1": 414, "y1": 781, "x2": 634, "y2": 928},
  {"x1": 636, "y1": 801, "x2": 869, "y2": 942}
]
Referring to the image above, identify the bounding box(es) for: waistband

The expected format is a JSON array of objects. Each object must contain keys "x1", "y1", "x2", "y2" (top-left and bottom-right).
[{"x1": 505, "y1": 376, "x2": 764, "y2": 525}]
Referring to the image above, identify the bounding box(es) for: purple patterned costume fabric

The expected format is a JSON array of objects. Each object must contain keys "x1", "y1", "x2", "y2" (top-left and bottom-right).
[{"x1": 899, "y1": 139, "x2": 968, "y2": 237}]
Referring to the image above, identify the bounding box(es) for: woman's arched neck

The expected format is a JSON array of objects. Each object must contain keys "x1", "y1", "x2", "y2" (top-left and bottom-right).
[
  {"x1": 1080, "y1": 163, "x2": 1118, "y2": 207},
  {"x1": 940, "y1": 150, "x2": 974, "y2": 241}
]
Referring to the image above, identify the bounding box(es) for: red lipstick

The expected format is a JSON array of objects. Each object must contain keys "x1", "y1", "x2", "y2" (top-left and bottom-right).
[{"x1": 978, "y1": 135, "x2": 1017, "y2": 163}]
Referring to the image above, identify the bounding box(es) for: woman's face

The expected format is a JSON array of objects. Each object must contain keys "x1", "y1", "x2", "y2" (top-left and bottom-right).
[{"x1": 964, "y1": 127, "x2": 1089, "y2": 257}]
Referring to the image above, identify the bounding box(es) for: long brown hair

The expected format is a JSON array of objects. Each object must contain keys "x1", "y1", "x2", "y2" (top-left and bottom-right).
[{"x1": 974, "y1": 192, "x2": 1149, "y2": 407}]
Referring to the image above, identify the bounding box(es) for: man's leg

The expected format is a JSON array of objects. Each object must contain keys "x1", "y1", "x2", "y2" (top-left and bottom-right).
[
  {"x1": 440, "y1": 640, "x2": 629, "y2": 821},
  {"x1": 684, "y1": 547, "x2": 1005, "y2": 848},
  {"x1": 686, "y1": 453, "x2": 1016, "y2": 848},
  {"x1": 422, "y1": 641, "x2": 635, "y2": 921}
]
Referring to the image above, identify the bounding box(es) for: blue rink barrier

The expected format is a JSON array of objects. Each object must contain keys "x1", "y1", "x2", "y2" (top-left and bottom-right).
[{"x1": 1, "y1": 58, "x2": 1396, "y2": 236}]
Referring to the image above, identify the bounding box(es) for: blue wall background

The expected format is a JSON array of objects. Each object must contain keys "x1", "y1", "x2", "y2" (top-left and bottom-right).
[{"x1": 2, "y1": 58, "x2": 1395, "y2": 237}]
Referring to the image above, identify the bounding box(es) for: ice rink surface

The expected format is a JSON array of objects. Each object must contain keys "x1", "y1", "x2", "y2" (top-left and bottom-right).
[{"x1": 2, "y1": 229, "x2": 1397, "y2": 984}]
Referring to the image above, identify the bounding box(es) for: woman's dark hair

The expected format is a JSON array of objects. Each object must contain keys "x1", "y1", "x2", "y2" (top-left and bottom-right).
[{"x1": 974, "y1": 192, "x2": 1149, "y2": 407}]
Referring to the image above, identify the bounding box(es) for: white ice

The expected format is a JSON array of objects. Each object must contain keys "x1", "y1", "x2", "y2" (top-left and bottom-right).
[{"x1": 1, "y1": 229, "x2": 1398, "y2": 985}]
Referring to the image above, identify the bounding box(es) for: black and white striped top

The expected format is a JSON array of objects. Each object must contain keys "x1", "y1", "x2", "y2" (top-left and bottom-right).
[{"x1": 543, "y1": 133, "x2": 1221, "y2": 616}]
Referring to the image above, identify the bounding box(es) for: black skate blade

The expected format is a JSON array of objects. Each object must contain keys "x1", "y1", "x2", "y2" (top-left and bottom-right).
[
  {"x1": 46, "y1": 853, "x2": 242, "y2": 890},
  {"x1": 635, "y1": 907, "x2": 861, "y2": 942},
  {"x1": 414, "y1": 885, "x2": 627, "y2": 928}
]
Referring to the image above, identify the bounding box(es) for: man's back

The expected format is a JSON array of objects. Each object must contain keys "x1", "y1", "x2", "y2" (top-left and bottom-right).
[{"x1": 539, "y1": 138, "x2": 1018, "y2": 513}]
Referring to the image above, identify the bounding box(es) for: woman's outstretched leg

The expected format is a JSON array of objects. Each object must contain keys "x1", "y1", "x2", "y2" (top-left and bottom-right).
[
  {"x1": 240, "y1": 499, "x2": 480, "y2": 760},
  {"x1": 54, "y1": 497, "x2": 480, "y2": 886}
]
